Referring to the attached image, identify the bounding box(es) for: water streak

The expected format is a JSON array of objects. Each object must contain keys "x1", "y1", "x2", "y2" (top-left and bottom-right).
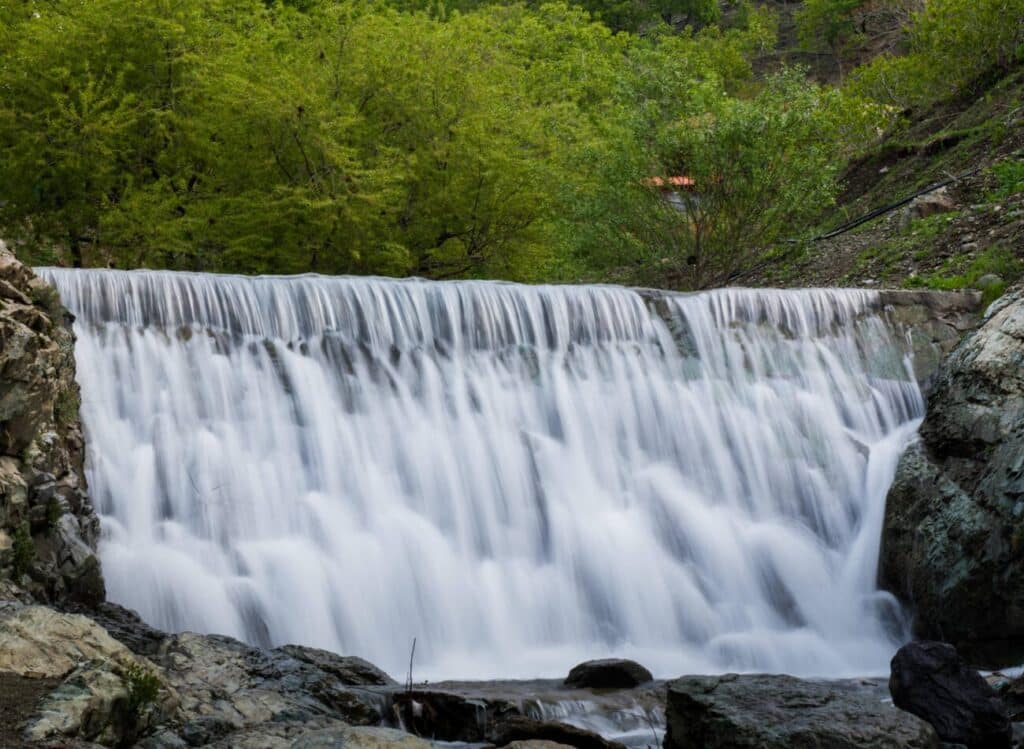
[{"x1": 40, "y1": 269, "x2": 921, "y2": 679}]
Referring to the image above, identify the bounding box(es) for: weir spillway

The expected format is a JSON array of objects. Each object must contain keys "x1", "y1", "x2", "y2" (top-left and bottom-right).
[{"x1": 39, "y1": 269, "x2": 923, "y2": 679}]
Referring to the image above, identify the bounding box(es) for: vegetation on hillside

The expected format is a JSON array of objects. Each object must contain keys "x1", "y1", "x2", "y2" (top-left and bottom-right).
[{"x1": 0, "y1": 0, "x2": 1021, "y2": 289}]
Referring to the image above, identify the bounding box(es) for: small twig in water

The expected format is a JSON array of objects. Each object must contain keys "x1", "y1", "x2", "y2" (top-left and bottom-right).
[
  {"x1": 405, "y1": 637, "x2": 417, "y2": 693},
  {"x1": 643, "y1": 709, "x2": 661, "y2": 749}
]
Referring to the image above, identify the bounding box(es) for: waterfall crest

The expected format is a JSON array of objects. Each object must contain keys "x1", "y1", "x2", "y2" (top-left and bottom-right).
[{"x1": 40, "y1": 269, "x2": 922, "y2": 679}]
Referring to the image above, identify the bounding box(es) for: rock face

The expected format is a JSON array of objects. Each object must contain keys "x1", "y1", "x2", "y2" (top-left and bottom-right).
[
  {"x1": 0, "y1": 241, "x2": 103, "y2": 605},
  {"x1": 880, "y1": 290, "x2": 1024, "y2": 666},
  {"x1": 889, "y1": 641, "x2": 1011, "y2": 749},
  {"x1": 664, "y1": 674, "x2": 939, "y2": 749},
  {"x1": 0, "y1": 601, "x2": 177, "y2": 746},
  {"x1": 878, "y1": 288, "x2": 982, "y2": 392},
  {"x1": 564, "y1": 659, "x2": 653, "y2": 689}
]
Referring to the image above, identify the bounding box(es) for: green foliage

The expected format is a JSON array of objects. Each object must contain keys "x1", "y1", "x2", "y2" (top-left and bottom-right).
[
  {"x1": 123, "y1": 662, "x2": 161, "y2": 715},
  {"x1": 0, "y1": 0, "x2": 790, "y2": 284},
  {"x1": 576, "y1": 69, "x2": 864, "y2": 288},
  {"x1": 851, "y1": 0, "x2": 1024, "y2": 108},
  {"x1": 991, "y1": 159, "x2": 1024, "y2": 199},
  {"x1": 11, "y1": 522, "x2": 33, "y2": 577},
  {"x1": 796, "y1": 0, "x2": 864, "y2": 62}
]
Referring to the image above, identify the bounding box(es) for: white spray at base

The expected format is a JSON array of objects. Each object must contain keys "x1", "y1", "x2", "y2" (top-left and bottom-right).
[{"x1": 40, "y1": 269, "x2": 922, "y2": 680}]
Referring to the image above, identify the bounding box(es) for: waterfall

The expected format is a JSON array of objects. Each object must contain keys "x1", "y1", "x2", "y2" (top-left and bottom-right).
[{"x1": 39, "y1": 269, "x2": 922, "y2": 680}]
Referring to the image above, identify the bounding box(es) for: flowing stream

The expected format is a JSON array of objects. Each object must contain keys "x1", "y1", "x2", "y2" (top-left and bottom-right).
[{"x1": 40, "y1": 269, "x2": 922, "y2": 680}]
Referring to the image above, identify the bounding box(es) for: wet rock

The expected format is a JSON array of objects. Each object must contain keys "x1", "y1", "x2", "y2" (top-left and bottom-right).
[
  {"x1": 664, "y1": 674, "x2": 939, "y2": 749},
  {"x1": 489, "y1": 716, "x2": 626, "y2": 749},
  {"x1": 391, "y1": 689, "x2": 519, "y2": 741},
  {"x1": 880, "y1": 290, "x2": 1024, "y2": 666},
  {"x1": 564, "y1": 659, "x2": 652, "y2": 689},
  {"x1": 878, "y1": 289, "x2": 982, "y2": 392},
  {"x1": 890, "y1": 641, "x2": 1011, "y2": 749},
  {"x1": 0, "y1": 240, "x2": 103, "y2": 604},
  {"x1": 275, "y1": 644, "x2": 397, "y2": 686}
]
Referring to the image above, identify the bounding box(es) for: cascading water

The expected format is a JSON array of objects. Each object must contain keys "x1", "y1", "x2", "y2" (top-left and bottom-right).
[{"x1": 39, "y1": 269, "x2": 922, "y2": 680}]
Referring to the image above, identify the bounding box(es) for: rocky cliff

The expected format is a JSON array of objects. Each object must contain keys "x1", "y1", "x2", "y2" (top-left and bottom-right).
[
  {"x1": 0, "y1": 241, "x2": 103, "y2": 605},
  {"x1": 881, "y1": 288, "x2": 1024, "y2": 667}
]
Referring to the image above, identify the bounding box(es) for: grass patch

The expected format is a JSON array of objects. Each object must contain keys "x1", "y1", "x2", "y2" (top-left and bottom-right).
[
  {"x1": 903, "y1": 244, "x2": 1023, "y2": 305},
  {"x1": 990, "y1": 159, "x2": 1024, "y2": 200}
]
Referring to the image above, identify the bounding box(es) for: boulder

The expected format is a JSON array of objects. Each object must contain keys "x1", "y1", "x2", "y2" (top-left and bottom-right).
[
  {"x1": 664, "y1": 674, "x2": 939, "y2": 749},
  {"x1": 898, "y1": 187, "x2": 957, "y2": 230},
  {"x1": 880, "y1": 290, "x2": 1024, "y2": 666},
  {"x1": 564, "y1": 659, "x2": 653, "y2": 689},
  {"x1": 890, "y1": 641, "x2": 1011, "y2": 749},
  {"x1": 0, "y1": 240, "x2": 103, "y2": 604}
]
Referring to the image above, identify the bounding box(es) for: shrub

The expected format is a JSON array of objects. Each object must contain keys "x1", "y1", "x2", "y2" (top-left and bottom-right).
[{"x1": 124, "y1": 663, "x2": 161, "y2": 715}]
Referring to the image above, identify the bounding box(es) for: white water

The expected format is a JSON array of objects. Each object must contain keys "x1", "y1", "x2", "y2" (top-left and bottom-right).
[{"x1": 40, "y1": 269, "x2": 921, "y2": 680}]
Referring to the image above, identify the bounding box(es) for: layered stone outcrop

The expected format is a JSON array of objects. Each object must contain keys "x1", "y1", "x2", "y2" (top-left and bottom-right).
[
  {"x1": 881, "y1": 289, "x2": 1024, "y2": 667},
  {"x1": 0, "y1": 240, "x2": 103, "y2": 605}
]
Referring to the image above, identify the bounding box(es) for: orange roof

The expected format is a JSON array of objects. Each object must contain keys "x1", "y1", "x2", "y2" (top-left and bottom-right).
[{"x1": 645, "y1": 176, "x2": 695, "y2": 188}]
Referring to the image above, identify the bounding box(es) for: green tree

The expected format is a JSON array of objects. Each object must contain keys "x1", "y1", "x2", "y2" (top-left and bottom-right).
[
  {"x1": 576, "y1": 71, "x2": 864, "y2": 289},
  {"x1": 851, "y1": 0, "x2": 1024, "y2": 108}
]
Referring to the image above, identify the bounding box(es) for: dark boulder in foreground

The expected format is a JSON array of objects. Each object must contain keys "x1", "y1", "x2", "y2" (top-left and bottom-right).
[
  {"x1": 564, "y1": 659, "x2": 653, "y2": 689},
  {"x1": 664, "y1": 674, "x2": 939, "y2": 749},
  {"x1": 880, "y1": 290, "x2": 1024, "y2": 667},
  {"x1": 890, "y1": 641, "x2": 1012, "y2": 749}
]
